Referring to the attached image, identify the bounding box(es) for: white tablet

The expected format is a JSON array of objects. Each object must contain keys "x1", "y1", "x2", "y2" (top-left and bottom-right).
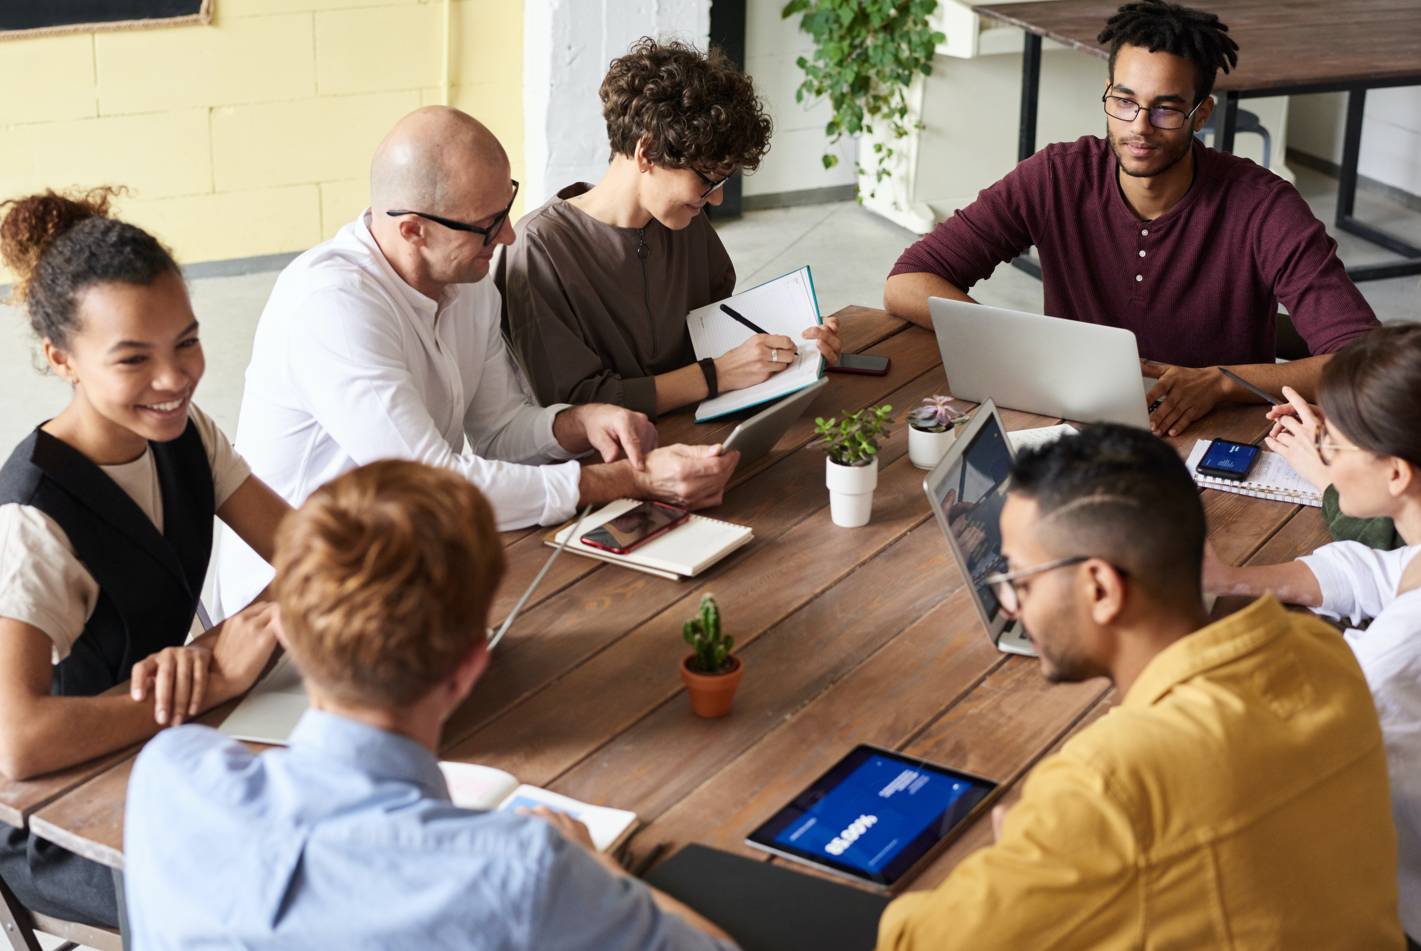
[{"x1": 721, "y1": 377, "x2": 828, "y2": 465}]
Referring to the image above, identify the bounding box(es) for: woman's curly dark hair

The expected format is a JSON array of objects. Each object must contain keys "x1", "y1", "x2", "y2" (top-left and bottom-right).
[{"x1": 600, "y1": 37, "x2": 772, "y2": 175}]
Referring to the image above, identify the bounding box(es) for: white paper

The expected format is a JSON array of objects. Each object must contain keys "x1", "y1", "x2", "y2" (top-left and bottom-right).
[
  {"x1": 1184, "y1": 439, "x2": 1322, "y2": 506},
  {"x1": 1008, "y1": 424, "x2": 1079, "y2": 453},
  {"x1": 686, "y1": 266, "x2": 825, "y2": 421},
  {"x1": 438, "y1": 761, "x2": 520, "y2": 811},
  {"x1": 497, "y1": 784, "x2": 637, "y2": 852}
]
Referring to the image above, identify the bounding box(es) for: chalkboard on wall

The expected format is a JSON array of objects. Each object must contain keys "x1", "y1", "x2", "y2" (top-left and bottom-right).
[{"x1": 0, "y1": 1, "x2": 211, "y2": 38}]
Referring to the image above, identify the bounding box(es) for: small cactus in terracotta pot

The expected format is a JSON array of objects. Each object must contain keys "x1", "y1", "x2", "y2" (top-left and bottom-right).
[{"x1": 679, "y1": 594, "x2": 742, "y2": 718}]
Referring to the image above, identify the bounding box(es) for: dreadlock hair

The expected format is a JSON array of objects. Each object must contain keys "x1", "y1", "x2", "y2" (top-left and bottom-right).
[{"x1": 1097, "y1": 1, "x2": 1239, "y2": 106}]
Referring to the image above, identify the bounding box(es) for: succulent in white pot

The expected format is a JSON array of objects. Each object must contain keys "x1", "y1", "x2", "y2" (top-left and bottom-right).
[
  {"x1": 813, "y1": 404, "x2": 894, "y2": 528},
  {"x1": 907, "y1": 395, "x2": 969, "y2": 470}
]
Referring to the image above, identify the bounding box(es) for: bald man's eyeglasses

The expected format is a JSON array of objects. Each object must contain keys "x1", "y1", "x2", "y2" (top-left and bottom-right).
[{"x1": 386, "y1": 180, "x2": 520, "y2": 247}]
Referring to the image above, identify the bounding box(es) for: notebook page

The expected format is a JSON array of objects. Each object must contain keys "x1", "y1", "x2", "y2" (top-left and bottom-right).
[
  {"x1": 1185, "y1": 440, "x2": 1322, "y2": 505},
  {"x1": 551, "y1": 499, "x2": 753, "y2": 577},
  {"x1": 498, "y1": 784, "x2": 638, "y2": 852},
  {"x1": 686, "y1": 266, "x2": 821, "y2": 359},
  {"x1": 439, "y1": 761, "x2": 520, "y2": 811}
]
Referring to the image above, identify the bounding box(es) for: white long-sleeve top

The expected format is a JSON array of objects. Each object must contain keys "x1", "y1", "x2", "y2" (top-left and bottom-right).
[
  {"x1": 213, "y1": 211, "x2": 579, "y2": 617},
  {"x1": 1300, "y1": 540, "x2": 1421, "y2": 939}
]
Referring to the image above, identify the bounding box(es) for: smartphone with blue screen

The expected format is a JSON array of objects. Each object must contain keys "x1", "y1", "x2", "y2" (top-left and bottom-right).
[{"x1": 1196, "y1": 438, "x2": 1261, "y2": 481}]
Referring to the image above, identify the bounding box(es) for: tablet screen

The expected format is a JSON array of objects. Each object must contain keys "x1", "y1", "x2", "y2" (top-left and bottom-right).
[{"x1": 746, "y1": 746, "x2": 996, "y2": 888}]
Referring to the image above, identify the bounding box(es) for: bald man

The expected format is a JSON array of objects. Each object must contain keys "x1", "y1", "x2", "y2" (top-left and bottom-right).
[{"x1": 214, "y1": 107, "x2": 738, "y2": 617}]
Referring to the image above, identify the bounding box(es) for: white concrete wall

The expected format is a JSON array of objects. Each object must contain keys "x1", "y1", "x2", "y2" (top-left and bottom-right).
[
  {"x1": 1289, "y1": 89, "x2": 1421, "y2": 198},
  {"x1": 523, "y1": 0, "x2": 710, "y2": 208},
  {"x1": 742, "y1": 0, "x2": 856, "y2": 198}
]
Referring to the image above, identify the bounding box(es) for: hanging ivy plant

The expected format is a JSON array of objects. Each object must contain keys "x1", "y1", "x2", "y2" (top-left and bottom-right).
[{"x1": 781, "y1": 0, "x2": 945, "y2": 193}]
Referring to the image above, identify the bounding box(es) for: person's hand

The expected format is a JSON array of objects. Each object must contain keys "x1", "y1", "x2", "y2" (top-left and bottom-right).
[
  {"x1": 1264, "y1": 386, "x2": 1328, "y2": 491},
  {"x1": 557, "y1": 404, "x2": 658, "y2": 469},
  {"x1": 206, "y1": 602, "x2": 281, "y2": 705},
  {"x1": 802, "y1": 315, "x2": 841, "y2": 366},
  {"x1": 714, "y1": 333, "x2": 798, "y2": 392},
  {"x1": 1143, "y1": 360, "x2": 1225, "y2": 437},
  {"x1": 521, "y1": 806, "x2": 624, "y2": 875},
  {"x1": 131, "y1": 644, "x2": 214, "y2": 726},
  {"x1": 634, "y1": 444, "x2": 739, "y2": 509}
]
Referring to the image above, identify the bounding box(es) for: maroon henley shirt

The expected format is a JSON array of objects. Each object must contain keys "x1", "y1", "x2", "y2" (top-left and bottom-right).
[{"x1": 890, "y1": 136, "x2": 1378, "y2": 366}]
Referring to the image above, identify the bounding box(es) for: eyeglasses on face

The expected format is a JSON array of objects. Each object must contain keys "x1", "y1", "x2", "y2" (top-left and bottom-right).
[
  {"x1": 692, "y1": 169, "x2": 732, "y2": 199},
  {"x1": 982, "y1": 554, "x2": 1127, "y2": 616},
  {"x1": 1102, "y1": 94, "x2": 1205, "y2": 131},
  {"x1": 385, "y1": 179, "x2": 520, "y2": 247},
  {"x1": 1314, "y1": 426, "x2": 1367, "y2": 465}
]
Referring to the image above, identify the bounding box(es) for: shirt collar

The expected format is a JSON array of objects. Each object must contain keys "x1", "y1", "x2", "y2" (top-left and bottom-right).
[
  {"x1": 1123, "y1": 595, "x2": 1289, "y2": 709},
  {"x1": 352, "y1": 209, "x2": 441, "y2": 321},
  {"x1": 288, "y1": 708, "x2": 450, "y2": 802}
]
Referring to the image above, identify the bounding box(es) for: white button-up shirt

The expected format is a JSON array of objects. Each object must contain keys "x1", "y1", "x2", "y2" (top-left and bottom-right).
[
  {"x1": 1301, "y1": 540, "x2": 1421, "y2": 939},
  {"x1": 214, "y1": 212, "x2": 579, "y2": 617}
]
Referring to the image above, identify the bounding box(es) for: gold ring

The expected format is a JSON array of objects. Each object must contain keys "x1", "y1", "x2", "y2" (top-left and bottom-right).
[{"x1": 771, "y1": 350, "x2": 778, "y2": 364}]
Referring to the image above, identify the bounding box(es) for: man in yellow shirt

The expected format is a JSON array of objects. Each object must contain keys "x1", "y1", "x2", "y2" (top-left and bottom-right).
[{"x1": 878, "y1": 424, "x2": 1404, "y2": 949}]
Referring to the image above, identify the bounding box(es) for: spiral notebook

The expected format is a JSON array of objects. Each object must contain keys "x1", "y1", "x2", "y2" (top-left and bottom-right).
[
  {"x1": 1184, "y1": 440, "x2": 1322, "y2": 506},
  {"x1": 545, "y1": 499, "x2": 754, "y2": 579}
]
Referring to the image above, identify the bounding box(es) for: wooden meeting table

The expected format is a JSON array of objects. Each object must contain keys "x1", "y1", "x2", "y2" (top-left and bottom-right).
[{"x1": 0, "y1": 306, "x2": 1330, "y2": 943}]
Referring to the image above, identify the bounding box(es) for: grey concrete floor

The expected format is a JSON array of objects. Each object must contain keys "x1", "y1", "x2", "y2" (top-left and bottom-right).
[{"x1": 1, "y1": 165, "x2": 1417, "y2": 455}]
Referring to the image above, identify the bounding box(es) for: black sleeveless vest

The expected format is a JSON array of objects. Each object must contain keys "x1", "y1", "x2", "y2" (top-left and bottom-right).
[{"x1": 0, "y1": 423, "x2": 213, "y2": 697}]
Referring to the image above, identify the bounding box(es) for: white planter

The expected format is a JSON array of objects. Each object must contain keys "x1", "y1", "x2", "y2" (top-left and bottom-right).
[
  {"x1": 826, "y1": 457, "x2": 879, "y2": 528},
  {"x1": 908, "y1": 424, "x2": 958, "y2": 470}
]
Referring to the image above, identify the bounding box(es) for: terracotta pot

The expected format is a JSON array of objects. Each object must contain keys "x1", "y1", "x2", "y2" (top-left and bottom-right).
[{"x1": 680, "y1": 653, "x2": 744, "y2": 718}]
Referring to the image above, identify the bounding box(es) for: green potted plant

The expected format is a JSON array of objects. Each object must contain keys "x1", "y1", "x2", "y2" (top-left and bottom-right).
[
  {"x1": 679, "y1": 594, "x2": 742, "y2": 718},
  {"x1": 781, "y1": 0, "x2": 945, "y2": 194},
  {"x1": 907, "y1": 395, "x2": 969, "y2": 470},
  {"x1": 814, "y1": 404, "x2": 893, "y2": 527}
]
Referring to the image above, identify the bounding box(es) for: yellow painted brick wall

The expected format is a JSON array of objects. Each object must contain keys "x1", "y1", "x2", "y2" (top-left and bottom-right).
[{"x1": 0, "y1": 0, "x2": 524, "y2": 275}]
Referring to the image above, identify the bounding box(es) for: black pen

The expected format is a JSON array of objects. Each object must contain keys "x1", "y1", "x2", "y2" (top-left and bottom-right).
[
  {"x1": 720, "y1": 303, "x2": 769, "y2": 336},
  {"x1": 1217, "y1": 366, "x2": 1282, "y2": 405}
]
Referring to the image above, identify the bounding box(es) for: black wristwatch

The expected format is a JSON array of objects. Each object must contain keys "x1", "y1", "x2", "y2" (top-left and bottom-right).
[{"x1": 698, "y1": 358, "x2": 719, "y2": 399}]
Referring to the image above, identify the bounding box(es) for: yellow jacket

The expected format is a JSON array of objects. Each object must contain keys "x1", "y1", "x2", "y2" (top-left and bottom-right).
[{"x1": 878, "y1": 596, "x2": 1403, "y2": 950}]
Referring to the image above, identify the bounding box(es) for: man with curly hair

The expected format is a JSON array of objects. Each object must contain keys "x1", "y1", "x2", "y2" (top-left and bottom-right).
[
  {"x1": 884, "y1": 0, "x2": 1377, "y2": 439},
  {"x1": 498, "y1": 37, "x2": 841, "y2": 418}
]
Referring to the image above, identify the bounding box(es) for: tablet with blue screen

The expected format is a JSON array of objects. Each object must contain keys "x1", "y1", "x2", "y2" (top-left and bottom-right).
[{"x1": 745, "y1": 745, "x2": 997, "y2": 891}]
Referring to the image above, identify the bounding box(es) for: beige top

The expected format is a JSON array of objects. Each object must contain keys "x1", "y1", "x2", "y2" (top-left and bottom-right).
[
  {"x1": 497, "y1": 182, "x2": 736, "y2": 419},
  {"x1": 0, "y1": 403, "x2": 250, "y2": 662}
]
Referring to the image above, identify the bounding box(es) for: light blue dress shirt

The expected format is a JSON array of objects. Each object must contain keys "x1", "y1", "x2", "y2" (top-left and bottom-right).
[{"x1": 124, "y1": 710, "x2": 734, "y2": 950}]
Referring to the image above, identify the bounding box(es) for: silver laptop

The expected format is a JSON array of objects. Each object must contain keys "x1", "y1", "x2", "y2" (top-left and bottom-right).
[
  {"x1": 722, "y1": 378, "x2": 828, "y2": 465},
  {"x1": 929, "y1": 297, "x2": 1151, "y2": 428},
  {"x1": 922, "y1": 400, "x2": 1035, "y2": 657}
]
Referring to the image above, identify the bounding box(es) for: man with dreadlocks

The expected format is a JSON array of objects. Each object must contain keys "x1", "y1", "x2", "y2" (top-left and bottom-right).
[{"x1": 884, "y1": 0, "x2": 1378, "y2": 439}]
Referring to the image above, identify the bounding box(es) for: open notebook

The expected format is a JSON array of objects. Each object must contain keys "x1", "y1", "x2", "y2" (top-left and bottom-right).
[
  {"x1": 546, "y1": 499, "x2": 754, "y2": 580},
  {"x1": 687, "y1": 266, "x2": 825, "y2": 421},
  {"x1": 438, "y1": 762, "x2": 637, "y2": 853},
  {"x1": 1184, "y1": 439, "x2": 1323, "y2": 506}
]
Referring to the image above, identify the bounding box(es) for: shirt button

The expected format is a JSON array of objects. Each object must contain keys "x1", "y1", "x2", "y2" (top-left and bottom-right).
[
  {"x1": 1141, "y1": 228, "x2": 1149, "y2": 236},
  {"x1": 1135, "y1": 274, "x2": 1143, "y2": 282},
  {"x1": 1138, "y1": 250, "x2": 1146, "y2": 258}
]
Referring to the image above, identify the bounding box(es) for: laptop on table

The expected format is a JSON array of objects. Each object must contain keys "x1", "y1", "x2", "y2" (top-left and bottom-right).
[
  {"x1": 923, "y1": 399, "x2": 1046, "y2": 657},
  {"x1": 929, "y1": 297, "x2": 1152, "y2": 429}
]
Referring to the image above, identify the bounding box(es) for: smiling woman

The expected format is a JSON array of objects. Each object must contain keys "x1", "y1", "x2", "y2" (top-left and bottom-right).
[{"x1": 0, "y1": 188, "x2": 288, "y2": 926}]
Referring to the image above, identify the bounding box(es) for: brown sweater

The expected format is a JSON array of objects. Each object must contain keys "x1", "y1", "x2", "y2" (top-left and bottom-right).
[{"x1": 496, "y1": 183, "x2": 736, "y2": 418}]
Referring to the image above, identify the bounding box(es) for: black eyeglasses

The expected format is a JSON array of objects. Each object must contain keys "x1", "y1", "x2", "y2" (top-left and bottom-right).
[
  {"x1": 1102, "y1": 94, "x2": 1205, "y2": 131},
  {"x1": 982, "y1": 555, "x2": 1128, "y2": 616},
  {"x1": 693, "y1": 169, "x2": 731, "y2": 199},
  {"x1": 386, "y1": 179, "x2": 520, "y2": 247}
]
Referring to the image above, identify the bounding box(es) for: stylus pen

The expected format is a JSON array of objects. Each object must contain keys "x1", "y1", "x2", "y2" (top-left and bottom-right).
[
  {"x1": 1218, "y1": 367, "x2": 1282, "y2": 405},
  {"x1": 720, "y1": 303, "x2": 770, "y2": 336}
]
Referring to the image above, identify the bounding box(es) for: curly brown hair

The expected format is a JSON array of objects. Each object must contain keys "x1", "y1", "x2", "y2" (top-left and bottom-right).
[
  {"x1": 273, "y1": 460, "x2": 507, "y2": 709},
  {"x1": 0, "y1": 186, "x2": 177, "y2": 348},
  {"x1": 601, "y1": 37, "x2": 772, "y2": 175}
]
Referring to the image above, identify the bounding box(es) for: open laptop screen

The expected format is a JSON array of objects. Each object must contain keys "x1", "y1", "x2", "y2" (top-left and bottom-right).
[{"x1": 927, "y1": 413, "x2": 1014, "y2": 624}]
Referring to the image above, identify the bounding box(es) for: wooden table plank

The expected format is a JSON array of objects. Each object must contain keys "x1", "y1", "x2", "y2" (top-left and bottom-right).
[
  {"x1": 0, "y1": 748, "x2": 136, "y2": 832},
  {"x1": 975, "y1": 0, "x2": 1421, "y2": 93}
]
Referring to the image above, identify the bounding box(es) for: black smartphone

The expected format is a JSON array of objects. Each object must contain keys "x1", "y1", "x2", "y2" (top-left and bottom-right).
[
  {"x1": 580, "y1": 501, "x2": 690, "y2": 554},
  {"x1": 829, "y1": 353, "x2": 891, "y2": 376},
  {"x1": 1195, "y1": 438, "x2": 1261, "y2": 481}
]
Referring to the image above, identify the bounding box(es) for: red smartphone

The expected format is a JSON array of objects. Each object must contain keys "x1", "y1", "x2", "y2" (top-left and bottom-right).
[
  {"x1": 828, "y1": 352, "x2": 891, "y2": 376},
  {"x1": 580, "y1": 501, "x2": 690, "y2": 554}
]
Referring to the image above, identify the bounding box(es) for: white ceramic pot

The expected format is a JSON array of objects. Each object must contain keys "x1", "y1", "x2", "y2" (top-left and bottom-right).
[
  {"x1": 825, "y1": 457, "x2": 879, "y2": 528},
  {"x1": 908, "y1": 424, "x2": 958, "y2": 470}
]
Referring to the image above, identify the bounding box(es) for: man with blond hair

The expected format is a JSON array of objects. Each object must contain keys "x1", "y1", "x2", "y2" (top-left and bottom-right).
[
  {"x1": 214, "y1": 105, "x2": 738, "y2": 617},
  {"x1": 124, "y1": 461, "x2": 736, "y2": 949}
]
